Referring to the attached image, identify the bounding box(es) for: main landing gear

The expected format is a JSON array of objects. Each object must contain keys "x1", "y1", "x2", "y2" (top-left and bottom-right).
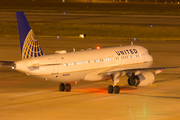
[
  {"x1": 108, "y1": 72, "x2": 121, "y2": 94},
  {"x1": 59, "y1": 83, "x2": 71, "y2": 92},
  {"x1": 108, "y1": 85, "x2": 120, "y2": 94}
]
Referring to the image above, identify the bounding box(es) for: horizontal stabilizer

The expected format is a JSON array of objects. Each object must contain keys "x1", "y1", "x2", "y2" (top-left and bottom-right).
[{"x1": 0, "y1": 61, "x2": 14, "y2": 68}]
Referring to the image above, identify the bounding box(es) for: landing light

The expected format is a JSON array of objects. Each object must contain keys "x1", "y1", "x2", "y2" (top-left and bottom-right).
[
  {"x1": 11, "y1": 63, "x2": 16, "y2": 70},
  {"x1": 96, "y1": 46, "x2": 100, "y2": 50}
]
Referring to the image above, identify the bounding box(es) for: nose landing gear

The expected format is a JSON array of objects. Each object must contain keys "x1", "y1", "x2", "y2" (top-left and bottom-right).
[{"x1": 108, "y1": 72, "x2": 121, "y2": 94}]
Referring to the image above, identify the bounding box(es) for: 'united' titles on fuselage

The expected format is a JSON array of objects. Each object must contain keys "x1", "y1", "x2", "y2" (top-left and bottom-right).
[{"x1": 115, "y1": 49, "x2": 138, "y2": 56}]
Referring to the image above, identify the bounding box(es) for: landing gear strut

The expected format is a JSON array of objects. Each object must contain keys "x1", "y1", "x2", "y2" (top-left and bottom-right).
[{"x1": 59, "y1": 83, "x2": 71, "y2": 92}]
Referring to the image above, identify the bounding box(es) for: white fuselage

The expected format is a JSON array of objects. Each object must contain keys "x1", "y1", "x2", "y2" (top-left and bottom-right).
[{"x1": 14, "y1": 45, "x2": 153, "y2": 83}]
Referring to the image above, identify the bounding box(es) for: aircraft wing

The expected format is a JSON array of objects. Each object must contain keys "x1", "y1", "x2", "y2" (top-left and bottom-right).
[
  {"x1": 0, "y1": 61, "x2": 14, "y2": 68},
  {"x1": 99, "y1": 66, "x2": 179, "y2": 76}
]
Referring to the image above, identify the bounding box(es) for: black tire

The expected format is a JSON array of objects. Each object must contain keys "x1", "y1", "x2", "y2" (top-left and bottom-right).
[
  {"x1": 114, "y1": 85, "x2": 120, "y2": 94},
  {"x1": 65, "y1": 84, "x2": 71, "y2": 92},
  {"x1": 59, "y1": 83, "x2": 65, "y2": 91},
  {"x1": 108, "y1": 85, "x2": 113, "y2": 94}
]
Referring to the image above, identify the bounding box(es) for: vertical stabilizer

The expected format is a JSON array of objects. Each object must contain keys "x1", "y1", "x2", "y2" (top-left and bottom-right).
[{"x1": 16, "y1": 11, "x2": 45, "y2": 59}]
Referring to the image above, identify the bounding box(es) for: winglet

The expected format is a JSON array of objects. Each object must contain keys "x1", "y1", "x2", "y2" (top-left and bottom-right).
[{"x1": 16, "y1": 11, "x2": 45, "y2": 59}]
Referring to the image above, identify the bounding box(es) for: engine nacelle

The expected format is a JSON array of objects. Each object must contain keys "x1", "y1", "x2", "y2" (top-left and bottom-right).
[{"x1": 128, "y1": 71, "x2": 155, "y2": 87}]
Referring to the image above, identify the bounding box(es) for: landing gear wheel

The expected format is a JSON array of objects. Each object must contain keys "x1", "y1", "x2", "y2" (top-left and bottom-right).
[
  {"x1": 114, "y1": 85, "x2": 120, "y2": 94},
  {"x1": 108, "y1": 85, "x2": 114, "y2": 94},
  {"x1": 65, "y1": 84, "x2": 71, "y2": 92},
  {"x1": 59, "y1": 83, "x2": 65, "y2": 91}
]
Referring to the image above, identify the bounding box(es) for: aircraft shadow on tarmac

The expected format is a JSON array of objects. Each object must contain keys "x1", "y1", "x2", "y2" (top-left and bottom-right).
[{"x1": 74, "y1": 86, "x2": 137, "y2": 93}]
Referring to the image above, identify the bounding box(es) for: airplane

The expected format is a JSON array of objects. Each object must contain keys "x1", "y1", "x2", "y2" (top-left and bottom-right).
[{"x1": 8, "y1": 11, "x2": 178, "y2": 94}]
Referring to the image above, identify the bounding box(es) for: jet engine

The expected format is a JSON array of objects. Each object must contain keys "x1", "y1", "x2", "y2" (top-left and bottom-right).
[{"x1": 128, "y1": 71, "x2": 155, "y2": 87}]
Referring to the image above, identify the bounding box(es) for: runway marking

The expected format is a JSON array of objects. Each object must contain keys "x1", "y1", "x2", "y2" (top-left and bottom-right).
[
  {"x1": 89, "y1": 94, "x2": 127, "y2": 101},
  {"x1": 148, "y1": 84, "x2": 158, "y2": 87},
  {"x1": 4, "y1": 91, "x2": 52, "y2": 99}
]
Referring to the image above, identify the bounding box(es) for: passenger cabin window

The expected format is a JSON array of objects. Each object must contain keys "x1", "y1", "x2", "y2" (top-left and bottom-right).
[{"x1": 64, "y1": 53, "x2": 143, "y2": 67}]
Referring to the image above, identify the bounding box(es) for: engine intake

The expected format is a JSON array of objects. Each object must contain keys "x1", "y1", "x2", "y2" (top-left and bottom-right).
[{"x1": 128, "y1": 71, "x2": 155, "y2": 87}]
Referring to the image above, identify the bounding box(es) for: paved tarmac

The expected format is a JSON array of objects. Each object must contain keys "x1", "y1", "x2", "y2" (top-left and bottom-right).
[
  {"x1": 0, "y1": 12, "x2": 180, "y2": 120},
  {"x1": 1, "y1": 12, "x2": 180, "y2": 27},
  {"x1": 0, "y1": 39, "x2": 180, "y2": 120}
]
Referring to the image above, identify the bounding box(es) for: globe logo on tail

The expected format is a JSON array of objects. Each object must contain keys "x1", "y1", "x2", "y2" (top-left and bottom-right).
[{"x1": 22, "y1": 30, "x2": 45, "y2": 59}]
